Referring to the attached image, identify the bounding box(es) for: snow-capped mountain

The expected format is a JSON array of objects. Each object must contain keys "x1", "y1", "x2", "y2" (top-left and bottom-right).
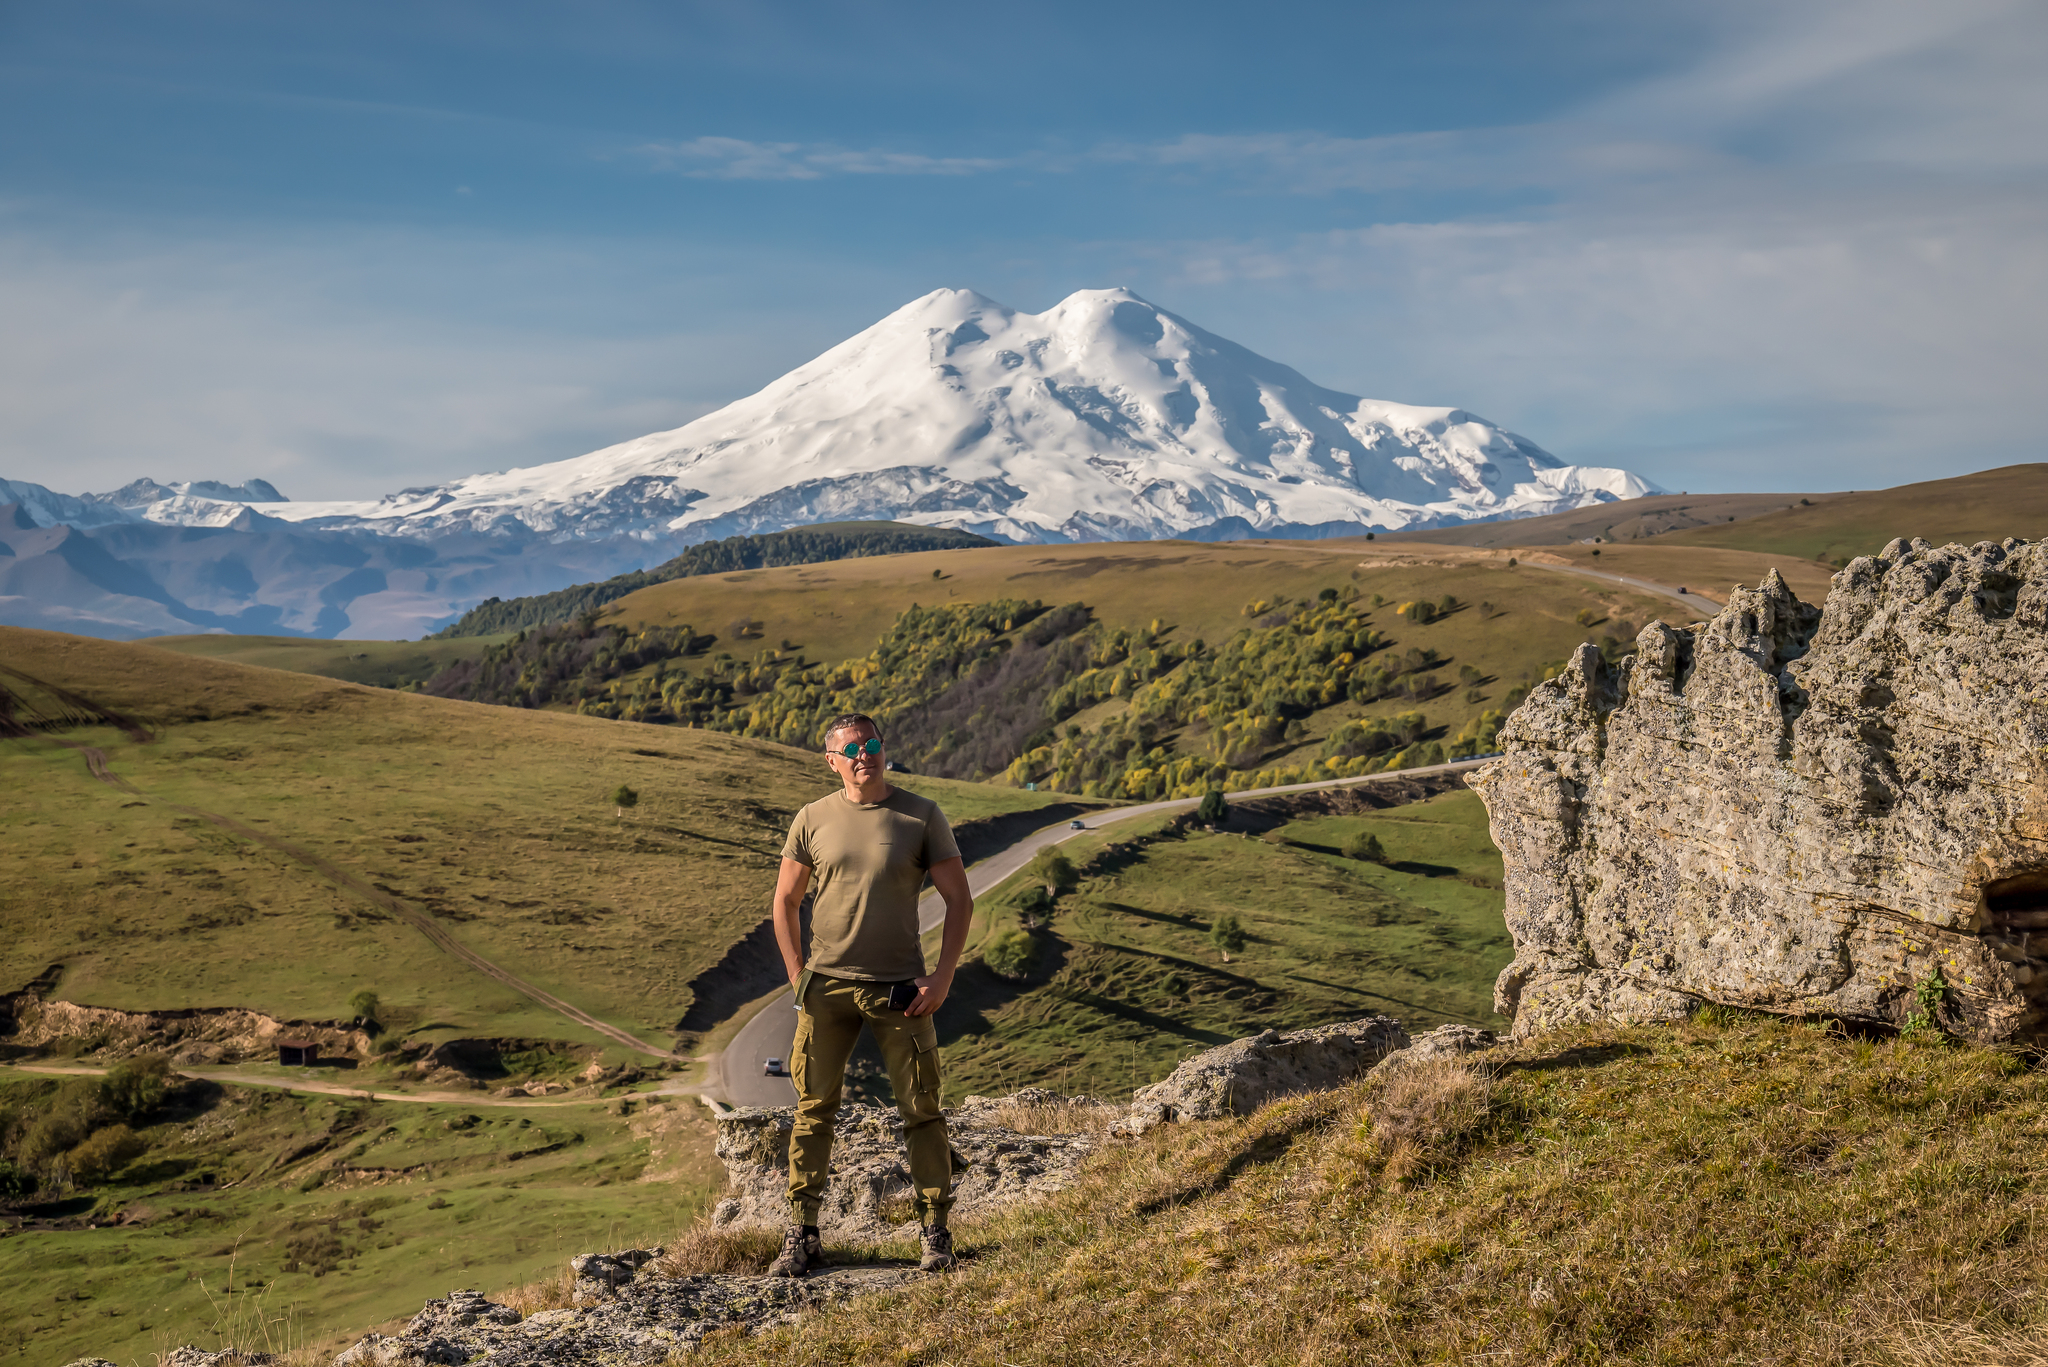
[{"x1": 178, "y1": 288, "x2": 1653, "y2": 544}]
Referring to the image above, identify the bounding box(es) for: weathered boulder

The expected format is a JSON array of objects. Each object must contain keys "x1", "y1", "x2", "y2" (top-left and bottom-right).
[
  {"x1": 1128, "y1": 1015, "x2": 1410, "y2": 1122},
  {"x1": 1470, "y1": 540, "x2": 2048, "y2": 1042},
  {"x1": 1370, "y1": 1023, "x2": 1497, "y2": 1075},
  {"x1": 571, "y1": 1247, "x2": 664, "y2": 1304},
  {"x1": 710, "y1": 1093, "x2": 1099, "y2": 1242}
]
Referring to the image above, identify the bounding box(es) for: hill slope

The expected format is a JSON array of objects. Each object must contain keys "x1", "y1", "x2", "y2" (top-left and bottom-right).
[
  {"x1": 712, "y1": 1013, "x2": 2048, "y2": 1366},
  {"x1": 1659, "y1": 462, "x2": 2048, "y2": 562},
  {"x1": 0, "y1": 628, "x2": 1060, "y2": 1047}
]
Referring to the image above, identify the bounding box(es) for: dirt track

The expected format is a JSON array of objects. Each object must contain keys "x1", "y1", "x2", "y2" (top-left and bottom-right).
[{"x1": 0, "y1": 664, "x2": 675, "y2": 1061}]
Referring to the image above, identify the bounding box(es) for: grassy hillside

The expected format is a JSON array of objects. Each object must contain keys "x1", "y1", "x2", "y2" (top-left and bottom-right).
[
  {"x1": 144, "y1": 633, "x2": 506, "y2": 689},
  {"x1": 1380, "y1": 490, "x2": 1835, "y2": 548},
  {"x1": 938, "y1": 788, "x2": 1512, "y2": 1100},
  {"x1": 1658, "y1": 463, "x2": 2048, "y2": 563},
  {"x1": 480, "y1": 542, "x2": 1691, "y2": 800},
  {"x1": 712, "y1": 1012, "x2": 2048, "y2": 1366},
  {"x1": 0, "y1": 627, "x2": 1063, "y2": 1050},
  {"x1": 0, "y1": 1064, "x2": 718, "y2": 1365}
]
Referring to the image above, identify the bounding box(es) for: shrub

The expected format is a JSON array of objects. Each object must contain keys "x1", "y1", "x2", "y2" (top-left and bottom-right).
[
  {"x1": 1574, "y1": 608, "x2": 1603, "y2": 628},
  {"x1": 19, "y1": 1077, "x2": 107, "y2": 1168},
  {"x1": 102, "y1": 1053, "x2": 173, "y2": 1119},
  {"x1": 1209, "y1": 914, "x2": 1248, "y2": 953},
  {"x1": 1343, "y1": 831, "x2": 1389, "y2": 864},
  {"x1": 1015, "y1": 885, "x2": 1054, "y2": 922},
  {"x1": 67, "y1": 1124, "x2": 146, "y2": 1185},
  {"x1": 983, "y1": 930, "x2": 1039, "y2": 981},
  {"x1": 1196, "y1": 789, "x2": 1227, "y2": 824}
]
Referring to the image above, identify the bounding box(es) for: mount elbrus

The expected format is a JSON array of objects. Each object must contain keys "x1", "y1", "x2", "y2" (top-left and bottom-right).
[
  {"x1": 1471, "y1": 536, "x2": 2048, "y2": 1042},
  {"x1": 7, "y1": 287, "x2": 1652, "y2": 549}
]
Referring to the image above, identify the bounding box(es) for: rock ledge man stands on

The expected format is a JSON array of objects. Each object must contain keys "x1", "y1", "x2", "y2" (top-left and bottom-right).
[{"x1": 1471, "y1": 537, "x2": 2048, "y2": 1042}]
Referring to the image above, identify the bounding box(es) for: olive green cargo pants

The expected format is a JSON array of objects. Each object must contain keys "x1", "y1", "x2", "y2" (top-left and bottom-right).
[{"x1": 788, "y1": 972, "x2": 952, "y2": 1229}]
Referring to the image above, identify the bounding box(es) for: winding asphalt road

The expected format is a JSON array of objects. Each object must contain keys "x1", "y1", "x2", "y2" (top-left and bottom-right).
[{"x1": 716, "y1": 753, "x2": 1501, "y2": 1107}]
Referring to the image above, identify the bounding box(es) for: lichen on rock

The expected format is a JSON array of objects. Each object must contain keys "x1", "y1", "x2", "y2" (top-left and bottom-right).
[{"x1": 1471, "y1": 538, "x2": 2048, "y2": 1041}]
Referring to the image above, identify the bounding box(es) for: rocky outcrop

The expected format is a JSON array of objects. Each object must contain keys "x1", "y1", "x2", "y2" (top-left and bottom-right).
[
  {"x1": 709, "y1": 1092, "x2": 1104, "y2": 1242},
  {"x1": 3, "y1": 996, "x2": 369, "y2": 1064},
  {"x1": 332, "y1": 1274, "x2": 915, "y2": 1364},
  {"x1": 1126, "y1": 1015, "x2": 1410, "y2": 1125},
  {"x1": 1370, "y1": 1023, "x2": 1497, "y2": 1074},
  {"x1": 1471, "y1": 539, "x2": 2048, "y2": 1042}
]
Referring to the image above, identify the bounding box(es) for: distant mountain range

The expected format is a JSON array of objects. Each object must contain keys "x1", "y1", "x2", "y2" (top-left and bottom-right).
[{"x1": 0, "y1": 287, "x2": 1657, "y2": 639}]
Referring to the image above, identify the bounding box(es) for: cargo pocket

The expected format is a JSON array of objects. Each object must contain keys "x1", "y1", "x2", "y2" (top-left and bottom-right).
[{"x1": 910, "y1": 1030, "x2": 943, "y2": 1116}]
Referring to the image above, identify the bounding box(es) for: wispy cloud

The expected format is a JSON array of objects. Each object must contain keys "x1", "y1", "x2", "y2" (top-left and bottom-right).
[{"x1": 635, "y1": 136, "x2": 1007, "y2": 180}]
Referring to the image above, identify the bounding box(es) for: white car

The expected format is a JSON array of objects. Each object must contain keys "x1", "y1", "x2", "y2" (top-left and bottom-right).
[{"x1": 763, "y1": 1058, "x2": 789, "y2": 1078}]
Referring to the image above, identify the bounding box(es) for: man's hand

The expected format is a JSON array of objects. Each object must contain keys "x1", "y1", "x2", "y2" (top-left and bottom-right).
[{"x1": 906, "y1": 968, "x2": 952, "y2": 1017}]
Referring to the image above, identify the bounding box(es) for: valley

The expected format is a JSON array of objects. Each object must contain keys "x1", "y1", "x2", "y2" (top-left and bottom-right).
[{"x1": 7, "y1": 481, "x2": 2038, "y2": 1365}]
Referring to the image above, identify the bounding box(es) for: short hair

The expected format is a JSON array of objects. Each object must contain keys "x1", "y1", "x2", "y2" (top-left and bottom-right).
[{"x1": 822, "y1": 712, "x2": 883, "y2": 749}]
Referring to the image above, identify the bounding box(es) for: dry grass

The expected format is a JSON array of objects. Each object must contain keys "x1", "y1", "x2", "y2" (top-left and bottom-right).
[
  {"x1": 499, "y1": 1265, "x2": 577, "y2": 1317},
  {"x1": 653, "y1": 1224, "x2": 792, "y2": 1277},
  {"x1": 1361, "y1": 1052, "x2": 1492, "y2": 1186},
  {"x1": 691, "y1": 1014, "x2": 2048, "y2": 1366},
  {"x1": 1870, "y1": 1320, "x2": 2048, "y2": 1367}
]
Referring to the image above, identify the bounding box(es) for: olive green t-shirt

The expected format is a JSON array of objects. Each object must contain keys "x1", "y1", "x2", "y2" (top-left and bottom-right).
[{"x1": 780, "y1": 786, "x2": 961, "y2": 982}]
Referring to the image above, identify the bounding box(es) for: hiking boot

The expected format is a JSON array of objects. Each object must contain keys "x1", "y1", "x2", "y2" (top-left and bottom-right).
[
  {"x1": 766, "y1": 1224, "x2": 824, "y2": 1278},
  {"x1": 918, "y1": 1224, "x2": 956, "y2": 1273}
]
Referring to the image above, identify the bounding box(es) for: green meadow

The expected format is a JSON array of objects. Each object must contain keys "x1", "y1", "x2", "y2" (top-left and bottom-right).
[{"x1": 936, "y1": 789, "x2": 1512, "y2": 1101}]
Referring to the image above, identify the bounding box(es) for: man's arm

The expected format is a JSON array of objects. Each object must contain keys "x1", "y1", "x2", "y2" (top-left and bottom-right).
[
  {"x1": 772, "y1": 858, "x2": 812, "y2": 986},
  {"x1": 909, "y1": 855, "x2": 973, "y2": 1018}
]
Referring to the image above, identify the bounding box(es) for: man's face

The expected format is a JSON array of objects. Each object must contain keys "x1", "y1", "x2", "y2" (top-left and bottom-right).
[{"x1": 827, "y1": 722, "x2": 886, "y2": 785}]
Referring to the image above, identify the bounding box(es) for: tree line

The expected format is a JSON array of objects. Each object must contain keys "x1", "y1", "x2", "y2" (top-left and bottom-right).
[
  {"x1": 431, "y1": 523, "x2": 996, "y2": 638},
  {"x1": 418, "y1": 581, "x2": 1545, "y2": 802}
]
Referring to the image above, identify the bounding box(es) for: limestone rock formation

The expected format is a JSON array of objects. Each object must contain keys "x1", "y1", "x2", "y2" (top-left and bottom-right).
[
  {"x1": 1370, "y1": 1023, "x2": 1497, "y2": 1075},
  {"x1": 710, "y1": 1094, "x2": 1103, "y2": 1242},
  {"x1": 1127, "y1": 1015, "x2": 1410, "y2": 1124},
  {"x1": 1471, "y1": 538, "x2": 2048, "y2": 1041}
]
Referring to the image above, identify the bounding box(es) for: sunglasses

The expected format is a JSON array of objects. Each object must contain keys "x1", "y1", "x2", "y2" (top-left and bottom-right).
[{"x1": 833, "y1": 736, "x2": 884, "y2": 758}]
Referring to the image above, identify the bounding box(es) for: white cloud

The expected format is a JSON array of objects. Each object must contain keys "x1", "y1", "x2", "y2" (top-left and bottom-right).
[
  {"x1": 635, "y1": 135, "x2": 1006, "y2": 180},
  {"x1": 0, "y1": 224, "x2": 905, "y2": 500}
]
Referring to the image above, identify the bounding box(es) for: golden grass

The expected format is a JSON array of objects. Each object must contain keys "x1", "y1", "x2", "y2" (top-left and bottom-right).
[{"x1": 693, "y1": 1014, "x2": 2048, "y2": 1366}]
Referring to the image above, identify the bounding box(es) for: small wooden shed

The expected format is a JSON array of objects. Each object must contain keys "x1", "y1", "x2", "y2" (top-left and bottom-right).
[{"x1": 277, "y1": 1039, "x2": 319, "y2": 1067}]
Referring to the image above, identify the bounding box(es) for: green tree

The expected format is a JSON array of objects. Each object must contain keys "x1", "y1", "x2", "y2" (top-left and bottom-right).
[
  {"x1": 1343, "y1": 830, "x2": 1389, "y2": 864},
  {"x1": 983, "y1": 930, "x2": 1038, "y2": 982},
  {"x1": 1029, "y1": 848, "x2": 1077, "y2": 895},
  {"x1": 348, "y1": 990, "x2": 382, "y2": 1033},
  {"x1": 1209, "y1": 913, "x2": 1247, "y2": 954},
  {"x1": 1196, "y1": 789, "x2": 1228, "y2": 825},
  {"x1": 612, "y1": 785, "x2": 639, "y2": 818},
  {"x1": 67, "y1": 1124, "x2": 146, "y2": 1184}
]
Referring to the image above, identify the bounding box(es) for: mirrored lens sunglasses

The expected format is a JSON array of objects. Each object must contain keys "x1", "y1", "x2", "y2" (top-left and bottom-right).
[{"x1": 834, "y1": 737, "x2": 884, "y2": 758}]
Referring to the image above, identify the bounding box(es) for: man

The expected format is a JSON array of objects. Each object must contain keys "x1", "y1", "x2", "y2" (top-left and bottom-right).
[{"x1": 766, "y1": 712, "x2": 974, "y2": 1277}]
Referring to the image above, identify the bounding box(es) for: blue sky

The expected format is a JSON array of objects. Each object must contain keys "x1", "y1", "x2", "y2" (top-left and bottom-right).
[{"x1": 2, "y1": 0, "x2": 2042, "y2": 500}]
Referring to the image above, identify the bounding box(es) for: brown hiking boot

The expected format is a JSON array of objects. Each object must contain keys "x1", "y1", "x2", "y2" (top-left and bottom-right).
[
  {"x1": 766, "y1": 1224, "x2": 824, "y2": 1278},
  {"x1": 918, "y1": 1224, "x2": 956, "y2": 1273}
]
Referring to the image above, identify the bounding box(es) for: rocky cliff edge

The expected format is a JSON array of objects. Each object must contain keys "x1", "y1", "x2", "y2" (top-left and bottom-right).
[{"x1": 1470, "y1": 536, "x2": 2048, "y2": 1041}]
